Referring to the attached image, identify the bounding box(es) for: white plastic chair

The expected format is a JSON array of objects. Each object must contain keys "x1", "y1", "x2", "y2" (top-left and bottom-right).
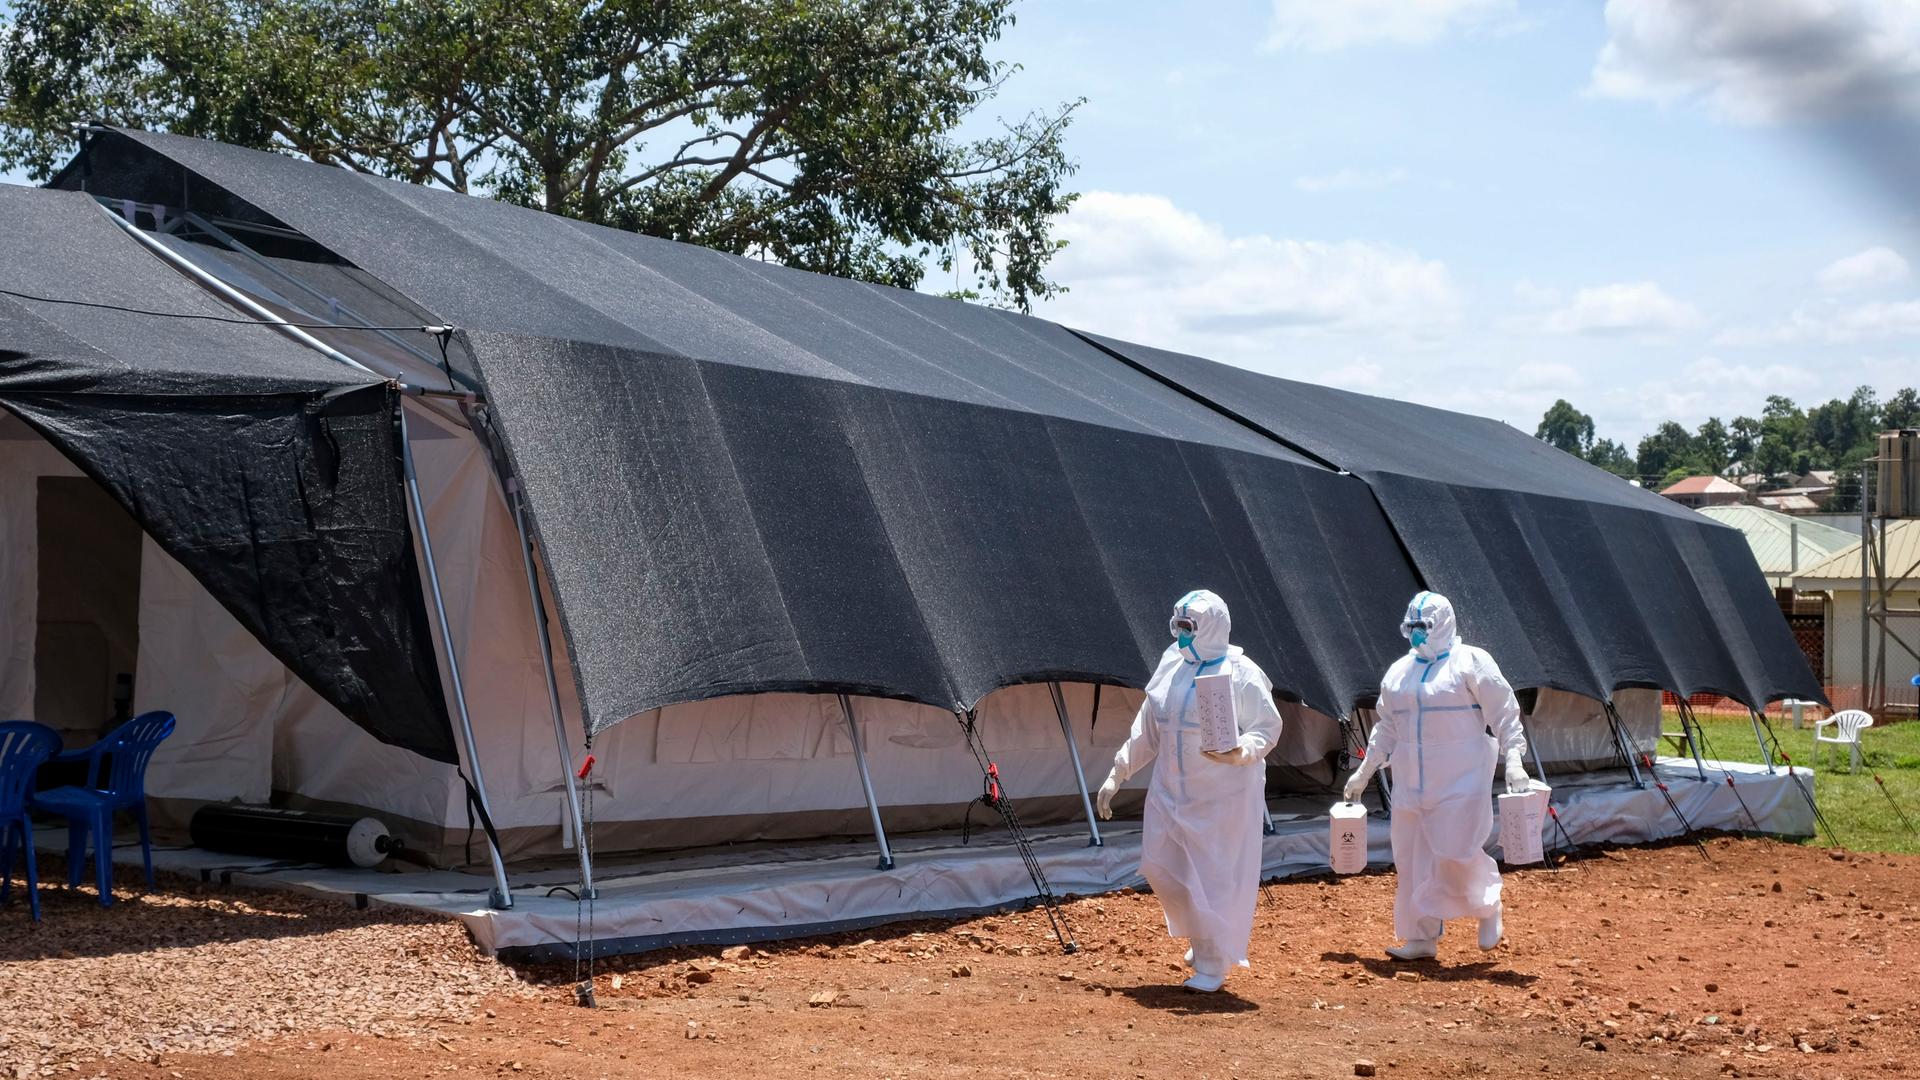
[{"x1": 1813, "y1": 709, "x2": 1875, "y2": 773}]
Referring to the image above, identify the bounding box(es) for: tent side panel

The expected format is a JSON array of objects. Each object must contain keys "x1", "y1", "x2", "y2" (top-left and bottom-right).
[
  {"x1": 0, "y1": 385, "x2": 459, "y2": 761},
  {"x1": 470, "y1": 331, "x2": 1414, "y2": 730}
]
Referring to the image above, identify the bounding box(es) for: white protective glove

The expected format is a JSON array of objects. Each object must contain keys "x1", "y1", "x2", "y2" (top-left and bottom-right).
[
  {"x1": 1341, "y1": 770, "x2": 1368, "y2": 803},
  {"x1": 1202, "y1": 733, "x2": 1261, "y2": 766},
  {"x1": 1504, "y1": 748, "x2": 1530, "y2": 795},
  {"x1": 1341, "y1": 755, "x2": 1378, "y2": 802},
  {"x1": 1095, "y1": 772, "x2": 1120, "y2": 820}
]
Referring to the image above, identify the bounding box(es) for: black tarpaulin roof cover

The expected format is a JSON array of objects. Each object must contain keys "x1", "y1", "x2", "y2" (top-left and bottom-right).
[
  {"x1": 55, "y1": 127, "x2": 1820, "y2": 733},
  {"x1": 0, "y1": 185, "x2": 457, "y2": 761},
  {"x1": 67, "y1": 129, "x2": 1425, "y2": 730},
  {"x1": 1079, "y1": 332, "x2": 1825, "y2": 708}
]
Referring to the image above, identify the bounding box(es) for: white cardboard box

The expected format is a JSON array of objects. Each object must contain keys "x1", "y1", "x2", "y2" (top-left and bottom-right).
[
  {"x1": 1497, "y1": 781, "x2": 1551, "y2": 865},
  {"x1": 1193, "y1": 672, "x2": 1238, "y2": 754}
]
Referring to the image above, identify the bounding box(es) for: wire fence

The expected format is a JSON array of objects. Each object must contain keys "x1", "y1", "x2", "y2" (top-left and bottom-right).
[{"x1": 1663, "y1": 684, "x2": 1920, "y2": 722}]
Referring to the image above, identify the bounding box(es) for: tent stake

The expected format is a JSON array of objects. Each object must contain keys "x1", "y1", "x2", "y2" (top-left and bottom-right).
[
  {"x1": 400, "y1": 408, "x2": 513, "y2": 910},
  {"x1": 838, "y1": 695, "x2": 895, "y2": 871},
  {"x1": 1047, "y1": 682, "x2": 1103, "y2": 848},
  {"x1": 507, "y1": 477, "x2": 595, "y2": 899}
]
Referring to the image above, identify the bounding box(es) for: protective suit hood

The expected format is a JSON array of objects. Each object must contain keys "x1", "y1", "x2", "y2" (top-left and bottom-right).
[
  {"x1": 1170, "y1": 589, "x2": 1233, "y2": 666},
  {"x1": 1401, "y1": 591, "x2": 1457, "y2": 661}
]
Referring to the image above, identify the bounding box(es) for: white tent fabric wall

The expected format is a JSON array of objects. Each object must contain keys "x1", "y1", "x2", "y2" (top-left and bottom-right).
[
  {"x1": 134, "y1": 543, "x2": 282, "y2": 809},
  {"x1": 0, "y1": 417, "x2": 73, "y2": 720},
  {"x1": 1529, "y1": 687, "x2": 1661, "y2": 771},
  {"x1": 3, "y1": 403, "x2": 1675, "y2": 872}
]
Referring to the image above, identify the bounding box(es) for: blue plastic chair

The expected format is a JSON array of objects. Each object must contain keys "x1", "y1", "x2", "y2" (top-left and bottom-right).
[
  {"x1": 1, "y1": 721, "x2": 63, "y2": 921},
  {"x1": 30, "y1": 711, "x2": 175, "y2": 907}
]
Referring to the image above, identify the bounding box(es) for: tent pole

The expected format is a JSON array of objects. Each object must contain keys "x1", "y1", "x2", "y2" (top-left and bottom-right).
[
  {"x1": 1749, "y1": 708, "x2": 1777, "y2": 774},
  {"x1": 98, "y1": 203, "x2": 380, "y2": 377},
  {"x1": 1603, "y1": 699, "x2": 1646, "y2": 789},
  {"x1": 837, "y1": 694, "x2": 895, "y2": 871},
  {"x1": 1518, "y1": 713, "x2": 1549, "y2": 781},
  {"x1": 1678, "y1": 700, "x2": 1709, "y2": 781},
  {"x1": 399, "y1": 408, "x2": 513, "y2": 910},
  {"x1": 507, "y1": 478, "x2": 595, "y2": 899},
  {"x1": 1047, "y1": 682, "x2": 1103, "y2": 847}
]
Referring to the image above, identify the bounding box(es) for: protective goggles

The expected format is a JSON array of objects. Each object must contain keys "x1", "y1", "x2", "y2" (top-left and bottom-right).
[
  {"x1": 1170, "y1": 614, "x2": 1199, "y2": 636},
  {"x1": 1400, "y1": 618, "x2": 1433, "y2": 636}
]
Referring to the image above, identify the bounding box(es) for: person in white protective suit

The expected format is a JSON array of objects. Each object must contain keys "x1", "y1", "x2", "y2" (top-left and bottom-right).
[
  {"x1": 1342, "y1": 591, "x2": 1530, "y2": 960},
  {"x1": 1093, "y1": 590, "x2": 1285, "y2": 992}
]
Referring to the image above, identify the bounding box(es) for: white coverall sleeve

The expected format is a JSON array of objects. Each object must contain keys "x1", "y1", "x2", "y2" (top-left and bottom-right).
[
  {"x1": 1232, "y1": 674, "x2": 1284, "y2": 761},
  {"x1": 1108, "y1": 698, "x2": 1160, "y2": 784},
  {"x1": 1464, "y1": 649, "x2": 1526, "y2": 760},
  {"x1": 1350, "y1": 701, "x2": 1400, "y2": 788}
]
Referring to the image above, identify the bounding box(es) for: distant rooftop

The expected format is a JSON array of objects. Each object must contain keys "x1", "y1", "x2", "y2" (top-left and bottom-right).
[
  {"x1": 1698, "y1": 504, "x2": 1855, "y2": 579},
  {"x1": 1660, "y1": 475, "x2": 1745, "y2": 496}
]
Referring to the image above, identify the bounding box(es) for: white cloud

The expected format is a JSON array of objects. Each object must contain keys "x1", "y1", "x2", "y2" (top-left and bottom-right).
[
  {"x1": 1320, "y1": 359, "x2": 1389, "y2": 392},
  {"x1": 1591, "y1": 0, "x2": 1920, "y2": 124},
  {"x1": 1595, "y1": 356, "x2": 1820, "y2": 430},
  {"x1": 1294, "y1": 168, "x2": 1409, "y2": 193},
  {"x1": 1717, "y1": 295, "x2": 1920, "y2": 345},
  {"x1": 1508, "y1": 361, "x2": 1584, "y2": 391},
  {"x1": 1857, "y1": 354, "x2": 1920, "y2": 388},
  {"x1": 1035, "y1": 191, "x2": 1461, "y2": 354},
  {"x1": 1684, "y1": 355, "x2": 1818, "y2": 391},
  {"x1": 1817, "y1": 246, "x2": 1911, "y2": 291},
  {"x1": 1265, "y1": 0, "x2": 1519, "y2": 50},
  {"x1": 1510, "y1": 279, "x2": 1563, "y2": 307},
  {"x1": 1538, "y1": 281, "x2": 1704, "y2": 337}
]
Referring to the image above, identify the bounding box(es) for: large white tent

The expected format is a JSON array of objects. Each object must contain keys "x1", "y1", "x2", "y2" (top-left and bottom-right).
[{"x1": 0, "y1": 130, "x2": 1816, "y2": 955}]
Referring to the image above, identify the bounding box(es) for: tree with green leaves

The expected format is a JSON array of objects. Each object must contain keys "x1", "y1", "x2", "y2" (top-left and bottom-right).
[
  {"x1": 1753, "y1": 396, "x2": 1806, "y2": 480},
  {"x1": 1729, "y1": 416, "x2": 1760, "y2": 470},
  {"x1": 1636, "y1": 420, "x2": 1696, "y2": 483},
  {"x1": 1586, "y1": 437, "x2": 1634, "y2": 478},
  {"x1": 1885, "y1": 387, "x2": 1920, "y2": 430},
  {"x1": 1694, "y1": 416, "x2": 1730, "y2": 475},
  {"x1": 1534, "y1": 398, "x2": 1596, "y2": 457},
  {"x1": 0, "y1": 0, "x2": 1080, "y2": 310}
]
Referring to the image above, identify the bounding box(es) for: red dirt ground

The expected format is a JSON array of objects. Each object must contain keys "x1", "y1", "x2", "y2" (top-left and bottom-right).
[{"x1": 12, "y1": 836, "x2": 1920, "y2": 1079}]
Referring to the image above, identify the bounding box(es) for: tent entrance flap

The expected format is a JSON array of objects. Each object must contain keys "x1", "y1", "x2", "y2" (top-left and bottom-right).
[
  {"x1": 0, "y1": 186, "x2": 459, "y2": 764},
  {"x1": 34, "y1": 476, "x2": 142, "y2": 744}
]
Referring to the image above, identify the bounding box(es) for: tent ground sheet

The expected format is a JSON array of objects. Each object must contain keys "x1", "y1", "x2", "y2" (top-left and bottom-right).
[{"x1": 38, "y1": 758, "x2": 1809, "y2": 960}]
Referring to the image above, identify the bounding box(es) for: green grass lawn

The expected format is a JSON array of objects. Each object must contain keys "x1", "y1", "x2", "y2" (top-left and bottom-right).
[{"x1": 1667, "y1": 710, "x2": 1920, "y2": 855}]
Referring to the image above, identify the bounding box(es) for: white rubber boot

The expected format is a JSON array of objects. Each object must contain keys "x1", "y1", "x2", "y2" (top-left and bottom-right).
[
  {"x1": 1478, "y1": 912, "x2": 1503, "y2": 951},
  {"x1": 1182, "y1": 971, "x2": 1226, "y2": 992},
  {"x1": 1386, "y1": 939, "x2": 1437, "y2": 961}
]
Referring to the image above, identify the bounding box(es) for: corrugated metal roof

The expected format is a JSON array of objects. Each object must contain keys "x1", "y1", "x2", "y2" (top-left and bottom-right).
[
  {"x1": 1662, "y1": 475, "x2": 1745, "y2": 495},
  {"x1": 1698, "y1": 505, "x2": 1857, "y2": 576},
  {"x1": 1792, "y1": 517, "x2": 1920, "y2": 585}
]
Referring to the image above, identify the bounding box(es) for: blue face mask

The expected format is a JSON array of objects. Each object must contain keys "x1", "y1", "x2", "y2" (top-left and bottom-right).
[
  {"x1": 1176, "y1": 631, "x2": 1195, "y2": 652},
  {"x1": 1410, "y1": 628, "x2": 1428, "y2": 649}
]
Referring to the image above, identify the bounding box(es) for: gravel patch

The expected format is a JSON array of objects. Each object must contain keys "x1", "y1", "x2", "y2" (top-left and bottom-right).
[{"x1": 0, "y1": 861, "x2": 525, "y2": 1073}]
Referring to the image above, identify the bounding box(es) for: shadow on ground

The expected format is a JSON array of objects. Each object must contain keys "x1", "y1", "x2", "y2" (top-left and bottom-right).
[
  {"x1": 1117, "y1": 983, "x2": 1260, "y2": 1014},
  {"x1": 1319, "y1": 950, "x2": 1539, "y2": 987}
]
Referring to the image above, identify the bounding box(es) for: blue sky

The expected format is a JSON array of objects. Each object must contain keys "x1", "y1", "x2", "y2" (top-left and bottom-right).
[
  {"x1": 6, "y1": 1, "x2": 1914, "y2": 445},
  {"x1": 981, "y1": 0, "x2": 1920, "y2": 444}
]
